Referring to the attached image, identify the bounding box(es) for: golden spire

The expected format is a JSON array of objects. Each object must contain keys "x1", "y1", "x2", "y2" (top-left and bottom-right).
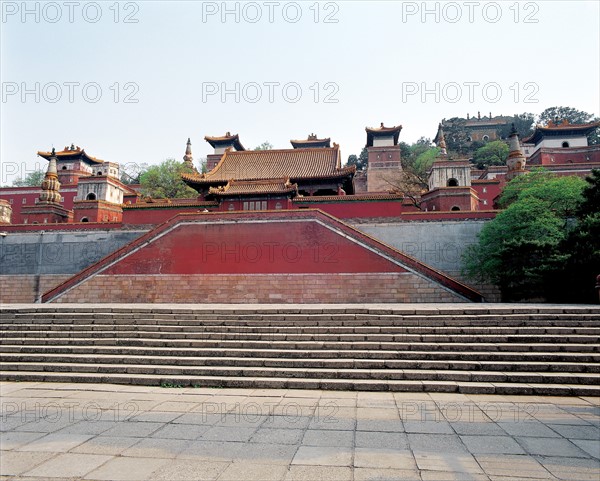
[
  {"x1": 39, "y1": 148, "x2": 62, "y2": 204},
  {"x1": 506, "y1": 124, "x2": 527, "y2": 181}
]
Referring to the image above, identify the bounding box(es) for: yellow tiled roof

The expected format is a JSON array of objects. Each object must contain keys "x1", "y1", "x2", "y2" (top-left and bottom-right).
[{"x1": 183, "y1": 145, "x2": 354, "y2": 185}]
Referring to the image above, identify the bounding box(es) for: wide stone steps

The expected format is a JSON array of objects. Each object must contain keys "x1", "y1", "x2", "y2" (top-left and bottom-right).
[
  {"x1": 2, "y1": 344, "x2": 599, "y2": 363},
  {"x1": 1, "y1": 370, "x2": 597, "y2": 397},
  {"x1": 1, "y1": 336, "x2": 598, "y2": 353},
  {"x1": 1, "y1": 305, "x2": 599, "y2": 395},
  {"x1": 2, "y1": 353, "x2": 599, "y2": 373},
  {"x1": 1, "y1": 361, "x2": 598, "y2": 384},
  {"x1": 3, "y1": 323, "x2": 600, "y2": 335},
  {"x1": 1, "y1": 330, "x2": 598, "y2": 344}
]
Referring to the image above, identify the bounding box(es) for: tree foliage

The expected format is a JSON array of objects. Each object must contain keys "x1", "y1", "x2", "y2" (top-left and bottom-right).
[
  {"x1": 120, "y1": 163, "x2": 149, "y2": 185},
  {"x1": 139, "y1": 159, "x2": 197, "y2": 199},
  {"x1": 346, "y1": 147, "x2": 368, "y2": 170},
  {"x1": 12, "y1": 170, "x2": 45, "y2": 187},
  {"x1": 442, "y1": 118, "x2": 470, "y2": 156},
  {"x1": 388, "y1": 138, "x2": 439, "y2": 208},
  {"x1": 549, "y1": 169, "x2": 600, "y2": 303},
  {"x1": 538, "y1": 106, "x2": 597, "y2": 126},
  {"x1": 463, "y1": 171, "x2": 590, "y2": 301},
  {"x1": 254, "y1": 141, "x2": 273, "y2": 151},
  {"x1": 578, "y1": 169, "x2": 600, "y2": 217},
  {"x1": 496, "y1": 113, "x2": 535, "y2": 140},
  {"x1": 472, "y1": 141, "x2": 509, "y2": 169}
]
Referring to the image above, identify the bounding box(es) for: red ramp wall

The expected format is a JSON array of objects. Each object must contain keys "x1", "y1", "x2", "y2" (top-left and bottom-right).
[{"x1": 43, "y1": 210, "x2": 483, "y2": 303}]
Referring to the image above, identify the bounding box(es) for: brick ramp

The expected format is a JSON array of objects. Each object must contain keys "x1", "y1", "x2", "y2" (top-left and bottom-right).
[
  {"x1": 1, "y1": 305, "x2": 599, "y2": 396},
  {"x1": 41, "y1": 210, "x2": 483, "y2": 304}
]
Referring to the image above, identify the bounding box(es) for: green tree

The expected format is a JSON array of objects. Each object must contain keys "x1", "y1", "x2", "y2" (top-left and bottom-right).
[
  {"x1": 139, "y1": 159, "x2": 198, "y2": 199},
  {"x1": 390, "y1": 139, "x2": 439, "y2": 208},
  {"x1": 577, "y1": 169, "x2": 600, "y2": 217},
  {"x1": 538, "y1": 106, "x2": 596, "y2": 126},
  {"x1": 254, "y1": 141, "x2": 273, "y2": 151},
  {"x1": 120, "y1": 163, "x2": 149, "y2": 185},
  {"x1": 346, "y1": 147, "x2": 368, "y2": 170},
  {"x1": 464, "y1": 171, "x2": 587, "y2": 301},
  {"x1": 547, "y1": 169, "x2": 600, "y2": 303},
  {"x1": 442, "y1": 118, "x2": 470, "y2": 156},
  {"x1": 12, "y1": 170, "x2": 45, "y2": 187},
  {"x1": 496, "y1": 113, "x2": 535, "y2": 140},
  {"x1": 472, "y1": 140, "x2": 509, "y2": 169}
]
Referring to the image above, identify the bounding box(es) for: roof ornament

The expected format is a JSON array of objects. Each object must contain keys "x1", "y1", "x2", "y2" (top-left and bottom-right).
[
  {"x1": 506, "y1": 123, "x2": 526, "y2": 181},
  {"x1": 38, "y1": 147, "x2": 61, "y2": 204},
  {"x1": 183, "y1": 137, "x2": 194, "y2": 166},
  {"x1": 436, "y1": 123, "x2": 447, "y2": 156}
]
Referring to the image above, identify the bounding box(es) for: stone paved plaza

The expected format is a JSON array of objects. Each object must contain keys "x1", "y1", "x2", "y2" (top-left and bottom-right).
[{"x1": 0, "y1": 382, "x2": 598, "y2": 480}]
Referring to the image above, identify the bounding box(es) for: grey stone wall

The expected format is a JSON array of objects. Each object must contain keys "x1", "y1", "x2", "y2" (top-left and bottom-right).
[
  {"x1": 352, "y1": 220, "x2": 500, "y2": 301},
  {"x1": 0, "y1": 230, "x2": 147, "y2": 275}
]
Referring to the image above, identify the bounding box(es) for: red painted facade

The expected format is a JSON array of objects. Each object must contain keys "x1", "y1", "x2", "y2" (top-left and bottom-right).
[
  {"x1": 43, "y1": 210, "x2": 484, "y2": 303},
  {"x1": 104, "y1": 221, "x2": 406, "y2": 275}
]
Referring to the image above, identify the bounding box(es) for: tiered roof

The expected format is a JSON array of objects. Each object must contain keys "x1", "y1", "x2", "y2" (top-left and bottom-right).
[
  {"x1": 204, "y1": 132, "x2": 245, "y2": 151},
  {"x1": 182, "y1": 145, "x2": 354, "y2": 187},
  {"x1": 523, "y1": 120, "x2": 600, "y2": 145},
  {"x1": 38, "y1": 144, "x2": 104, "y2": 164},
  {"x1": 290, "y1": 134, "x2": 331, "y2": 149},
  {"x1": 208, "y1": 179, "x2": 298, "y2": 197},
  {"x1": 365, "y1": 123, "x2": 402, "y2": 147}
]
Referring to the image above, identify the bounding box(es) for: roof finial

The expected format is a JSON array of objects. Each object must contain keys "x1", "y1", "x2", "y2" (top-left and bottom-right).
[{"x1": 435, "y1": 123, "x2": 447, "y2": 156}]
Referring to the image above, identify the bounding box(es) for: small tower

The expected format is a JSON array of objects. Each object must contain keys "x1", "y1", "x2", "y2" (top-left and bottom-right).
[
  {"x1": 183, "y1": 138, "x2": 195, "y2": 170},
  {"x1": 434, "y1": 123, "x2": 447, "y2": 156},
  {"x1": 21, "y1": 148, "x2": 73, "y2": 224},
  {"x1": 420, "y1": 127, "x2": 480, "y2": 212},
  {"x1": 505, "y1": 124, "x2": 527, "y2": 181},
  {"x1": 365, "y1": 123, "x2": 403, "y2": 192},
  {"x1": 39, "y1": 149, "x2": 62, "y2": 204},
  {"x1": 205, "y1": 132, "x2": 246, "y2": 170},
  {"x1": 73, "y1": 158, "x2": 125, "y2": 223}
]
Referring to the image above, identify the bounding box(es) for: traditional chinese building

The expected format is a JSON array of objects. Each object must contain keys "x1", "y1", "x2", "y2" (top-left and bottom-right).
[
  {"x1": 421, "y1": 124, "x2": 480, "y2": 212},
  {"x1": 182, "y1": 139, "x2": 355, "y2": 211},
  {"x1": 522, "y1": 120, "x2": 600, "y2": 168}
]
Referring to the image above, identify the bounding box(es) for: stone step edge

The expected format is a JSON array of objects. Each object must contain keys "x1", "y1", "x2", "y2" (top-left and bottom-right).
[
  {"x1": 1, "y1": 371, "x2": 598, "y2": 396},
  {"x1": 2, "y1": 352, "x2": 598, "y2": 370},
  {"x1": 1, "y1": 362, "x2": 597, "y2": 385},
  {"x1": 4, "y1": 306, "x2": 600, "y2": 314},
  {"x1": 2, "y1": 345, "x2": 599, "y2": 359},
  {"x1": 2, "y1": 340, "x2": 598, "y2": 352}
]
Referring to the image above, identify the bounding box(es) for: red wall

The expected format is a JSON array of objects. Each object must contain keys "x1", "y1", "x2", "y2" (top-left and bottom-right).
[
  {"x1": 0, "y1": 188, "x2": 77, "y2": 224},
  {"x1": 293, "y1": 200, "x2": 403, "y2": 218},
  {"x1": 105, "y1": 221, "x2": 406, "y2": 275}
]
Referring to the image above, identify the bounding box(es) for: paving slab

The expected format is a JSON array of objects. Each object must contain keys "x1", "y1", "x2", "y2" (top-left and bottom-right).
[
  {"x1": 22, "y1": 452, "x2": 112, "y2": 478},
  {"x1": 1, "y1": 382, "x2": 599, "y2": 480}
]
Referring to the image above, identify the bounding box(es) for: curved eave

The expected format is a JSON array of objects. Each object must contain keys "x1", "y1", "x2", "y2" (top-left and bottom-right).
[{"x1": 37, "y1": 151, "x2": 104, "y2": 164}]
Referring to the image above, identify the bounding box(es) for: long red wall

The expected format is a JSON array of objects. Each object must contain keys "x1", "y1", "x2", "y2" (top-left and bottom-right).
[
  {"x1": 104, "y1": 221, "x2": 405, "y2": 275},
  {"x1": 43, "y1": 211, "x2": 482, "y2": 303}
]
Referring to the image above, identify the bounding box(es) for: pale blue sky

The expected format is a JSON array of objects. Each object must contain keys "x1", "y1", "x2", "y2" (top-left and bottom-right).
[{"x1": 1, "y1": 0, "x2": 599, "y2": 184}]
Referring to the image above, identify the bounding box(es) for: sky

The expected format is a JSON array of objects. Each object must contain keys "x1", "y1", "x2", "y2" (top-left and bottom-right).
[{"x1": 1, "y1": 0, "x2": 599, "y2": 184}]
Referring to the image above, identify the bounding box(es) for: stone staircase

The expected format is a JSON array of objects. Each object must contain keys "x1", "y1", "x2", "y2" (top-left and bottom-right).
[{"x1": 1, "y1": 305, "x2": 599, "y2": 396}]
